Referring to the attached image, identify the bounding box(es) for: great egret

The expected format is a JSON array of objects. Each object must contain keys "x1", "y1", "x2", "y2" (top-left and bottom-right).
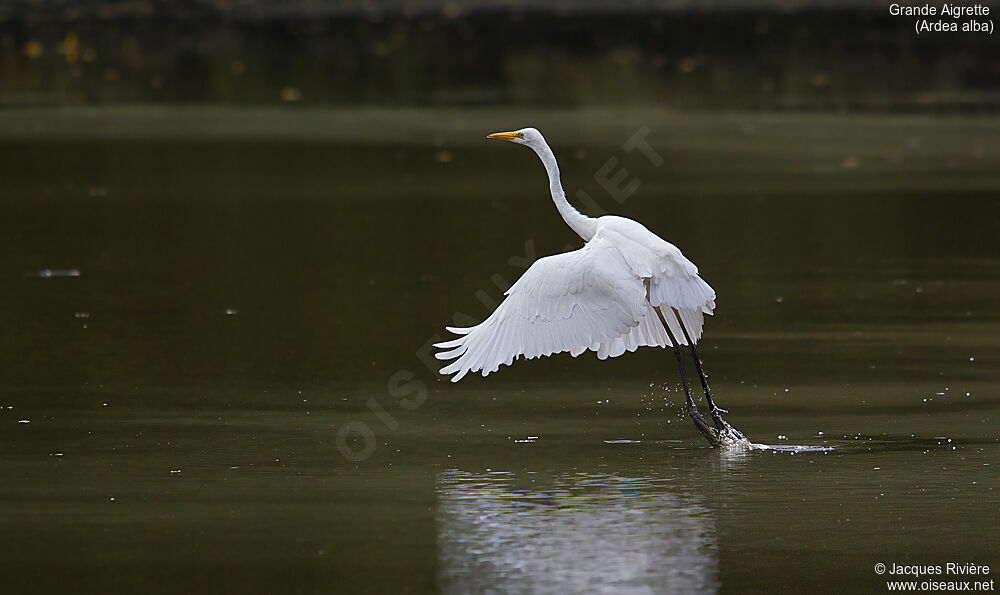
[{"x1": 435, "y1": 128, "x2": 746, "y2": 447}]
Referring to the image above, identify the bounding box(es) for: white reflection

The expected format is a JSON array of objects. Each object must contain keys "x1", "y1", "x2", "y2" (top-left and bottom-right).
[{"x1": 436, "y1": 469, "x2": 719, "y2": 594}]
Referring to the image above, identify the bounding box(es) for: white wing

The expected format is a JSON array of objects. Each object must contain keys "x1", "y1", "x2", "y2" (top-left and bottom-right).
[{"x1": 435, "y1": 232, "x2": 663, "y2": 382}]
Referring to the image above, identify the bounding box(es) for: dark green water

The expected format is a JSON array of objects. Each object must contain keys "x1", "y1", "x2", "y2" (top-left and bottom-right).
[{"x1": 0, "y1": 108, "x2": 998, "y2": 593}]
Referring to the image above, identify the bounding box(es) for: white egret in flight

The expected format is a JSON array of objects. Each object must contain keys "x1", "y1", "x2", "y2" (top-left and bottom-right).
[{"x1": 435, "y1": 128, "x2": 746, "y2": 446}]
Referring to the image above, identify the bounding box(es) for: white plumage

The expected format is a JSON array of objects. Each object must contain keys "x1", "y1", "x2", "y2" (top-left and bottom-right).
[{"x1": 436, "y1": 128, "x2": 716, "y2": 383}]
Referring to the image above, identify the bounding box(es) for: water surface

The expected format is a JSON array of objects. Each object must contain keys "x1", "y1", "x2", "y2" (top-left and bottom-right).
[{"x1": 0, "y1": 107, "x2": 997, "y2": 593}]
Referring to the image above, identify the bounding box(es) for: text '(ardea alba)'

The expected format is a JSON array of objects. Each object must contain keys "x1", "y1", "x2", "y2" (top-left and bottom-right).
[{"x1": 435, "y1": 128, "x2": 747, "y2": 446}]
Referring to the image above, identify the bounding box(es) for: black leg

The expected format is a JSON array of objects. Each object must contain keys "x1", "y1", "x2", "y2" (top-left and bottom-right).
[
  {"x1": 690, "y1": 344, "x2": 725, "y2": 414},
  {"x1": 671, "y1": 310, "x2": 750, "y2": 445},
  {"x1": 672, "y1": 309, "x2": 727, "y2": 429},
  {"x1": 655, "y1": 307, "x2": 717, "y2": 445}
]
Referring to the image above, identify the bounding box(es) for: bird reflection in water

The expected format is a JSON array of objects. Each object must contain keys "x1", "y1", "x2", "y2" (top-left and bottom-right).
[{"x1": 436, "y1": 469, "x2": 720, "y2": 593}]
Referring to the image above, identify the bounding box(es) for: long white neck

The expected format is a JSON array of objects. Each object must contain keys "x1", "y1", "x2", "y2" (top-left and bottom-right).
[{"x1": 529, "y1": 140, "x2": 597, "y2": 242}]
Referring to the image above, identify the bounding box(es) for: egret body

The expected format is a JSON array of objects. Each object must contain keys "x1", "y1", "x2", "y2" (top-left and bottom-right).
[{"x1": 435, "y1": 128, "x2": 746, "y2": 446}]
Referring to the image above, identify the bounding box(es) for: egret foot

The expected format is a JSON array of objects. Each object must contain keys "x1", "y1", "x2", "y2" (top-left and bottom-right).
[
  {"x1": 707, "y1": 404, "x2": 729, "y2": 432},
  {"x1": 688, "y1": 409, "x2": 748, "y2": 449},
  {"x1": 713, "y1": 417, "x2": 750, "y2": 450}
]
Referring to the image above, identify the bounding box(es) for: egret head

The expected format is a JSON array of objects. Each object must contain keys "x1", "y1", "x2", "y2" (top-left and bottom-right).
[{"x1": 487, "y1": 127, "x2": 544, "y2": 148}]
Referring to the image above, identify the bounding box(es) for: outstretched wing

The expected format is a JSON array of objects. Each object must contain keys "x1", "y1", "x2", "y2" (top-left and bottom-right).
[{"x1": 435, "y1": 232, "x2": 656, "y2": 382}]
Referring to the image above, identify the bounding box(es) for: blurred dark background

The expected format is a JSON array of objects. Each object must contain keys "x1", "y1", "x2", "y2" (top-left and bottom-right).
[{"x1": 2, "y1": 0, "x2": 997, "y2": 111}]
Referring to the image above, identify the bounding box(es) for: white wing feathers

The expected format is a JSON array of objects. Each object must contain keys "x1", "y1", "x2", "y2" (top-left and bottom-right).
[
  {"x1": 435, "y1": 224, "x2": 717, "y2": 382},
  {"x1": 435, "y1": 234, "x2": 648, "y2": 382}
]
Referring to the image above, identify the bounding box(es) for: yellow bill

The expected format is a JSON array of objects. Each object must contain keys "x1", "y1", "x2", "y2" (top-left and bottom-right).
[{"x1": 487, "y1": 131, "x2": 524, "y2": 141}]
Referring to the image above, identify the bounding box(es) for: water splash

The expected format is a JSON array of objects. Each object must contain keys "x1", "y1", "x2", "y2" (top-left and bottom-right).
[{"x1": 748, "y1": 443, "x2": 835, "y2": 453}]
